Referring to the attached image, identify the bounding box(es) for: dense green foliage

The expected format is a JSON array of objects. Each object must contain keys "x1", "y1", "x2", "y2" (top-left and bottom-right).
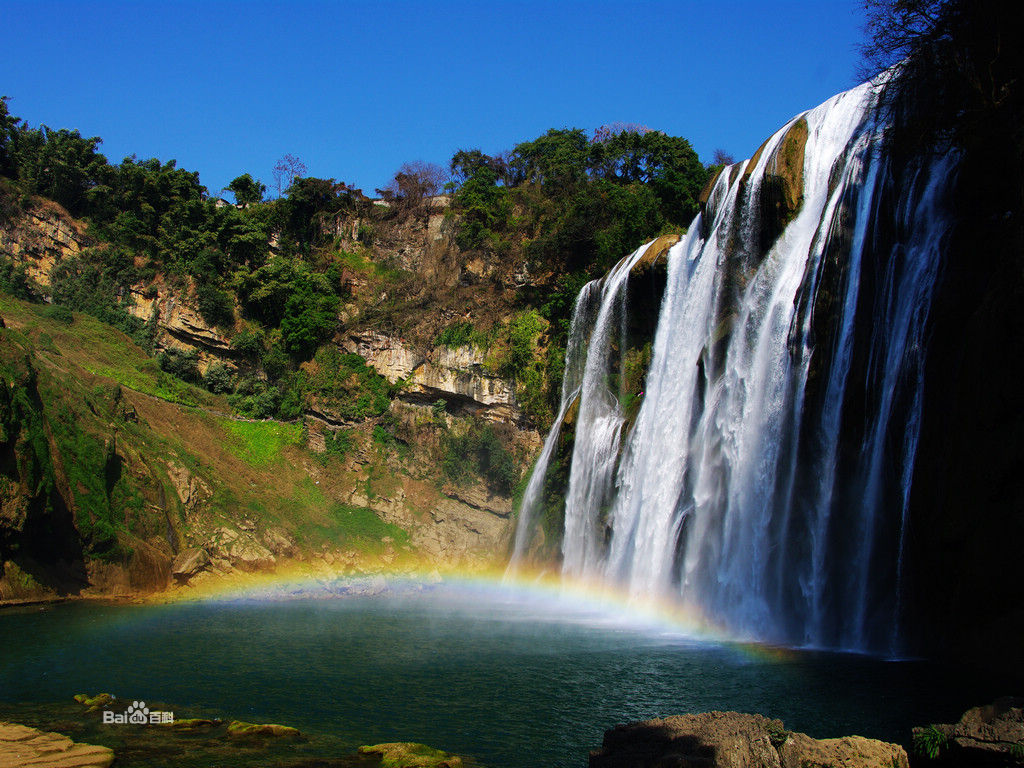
[
  {"x1": 443, "y1": 421, "x2": 518, "y2": 494},
  {"x1": 304, "y1": 347, "x2": 393, "y2": 420},
  {"x1": 0, "y1": 97, "x2": 713, "y2": 431},
  {"x1": 448, "y1": 125, "x2": 707, "y2": 273}
]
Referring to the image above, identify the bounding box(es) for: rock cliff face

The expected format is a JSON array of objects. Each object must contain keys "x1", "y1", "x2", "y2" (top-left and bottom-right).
[
  {"x1": 341, "y1": 331, "x2": 526, "y2": 426},
  {"x1": 0, "y1": 203, "x2": 90, "y2": 285},
  {"x1": 0, "y1": 196, "x2": 541, "y2": 598}
]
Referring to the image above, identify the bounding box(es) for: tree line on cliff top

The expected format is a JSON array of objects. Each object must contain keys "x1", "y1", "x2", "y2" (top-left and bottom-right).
[
  {"x1": 0, "y1": 95, "x2": 711, "y2": 335},
  {"x1": 1, "y1": 0, "x2": 1015, "y2": 420},
  {"x1": 0, "y1": 94, "x2": 713, "y2": 423}
]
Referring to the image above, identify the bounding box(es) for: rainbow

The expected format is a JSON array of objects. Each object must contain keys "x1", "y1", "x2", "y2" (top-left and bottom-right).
[{"x1": 144, "y1": 555, "x2": 800, "y2": 663}]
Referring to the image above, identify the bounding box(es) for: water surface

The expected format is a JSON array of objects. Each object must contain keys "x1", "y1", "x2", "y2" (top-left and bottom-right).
[{"x1": 0, "y1": 585, "x2": 1001, "y2": 767}]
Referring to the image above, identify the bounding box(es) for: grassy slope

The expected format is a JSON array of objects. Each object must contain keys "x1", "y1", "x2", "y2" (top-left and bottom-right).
[{"x1": 0, "y1": 294, "x2": 414, "y2": 596}]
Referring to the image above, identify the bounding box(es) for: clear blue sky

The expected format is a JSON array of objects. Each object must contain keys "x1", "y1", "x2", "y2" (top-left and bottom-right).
[{"x1": 1, "y1": 0, "x2": 867, "y2": 198}]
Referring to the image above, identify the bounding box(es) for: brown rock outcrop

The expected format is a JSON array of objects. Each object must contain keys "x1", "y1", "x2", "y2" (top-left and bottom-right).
[
  {"x1": 590, "y1": 711, "x2": 908, "y2": 768},
  {"x1": 0, "y1": 721, "x2": 114, "y2": 768},
  {"x1": 913, "y1": 697, "x2": 1024, "y2": 763}
]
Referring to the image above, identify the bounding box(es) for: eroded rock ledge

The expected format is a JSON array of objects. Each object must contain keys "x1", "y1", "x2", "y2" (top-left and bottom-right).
[
  {"x1": 0, "y1": 721, "x2": 113, "y2": 768},
  {"x1": 589, "y1": 711, "x2": 908, "y2": 768}
]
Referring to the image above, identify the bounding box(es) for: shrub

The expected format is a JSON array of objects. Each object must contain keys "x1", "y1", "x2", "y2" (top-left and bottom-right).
[
  {"x1": 231, "y1": 327, "x2": 265, "y2": 357},
  {"x1": 196, "y1": 282, "x2": 235, "y2": 329},
  {"x1": 203, "y1": 362, "x2": 234, "y2": 394},
  {"x1": 306, "y1": 348, "x2": 392, "y2": 420},
  {"x1": 443, "y1": 421, "x2": 518, "y2": 494},
  {"x1": 42, "y1": 304, "x2": 74, "y2": 324},
  {"x1": 435, "y1": 320, "x2": 489, "y2": 349},
  {"x1": 158, "y1": 348, "x2": 201, "y2": 383}
]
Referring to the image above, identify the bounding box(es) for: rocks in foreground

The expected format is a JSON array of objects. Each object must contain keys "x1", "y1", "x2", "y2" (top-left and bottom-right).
[
  {"x1": 0, "y1": 721, "x2": 114, "y2": 768},
  {"x1": 589, "y1": 711, "x2": 908, "y2": 768},
  {"x1": 226, "y1": 720, "x2": 302, "y2": 738},
  {"x1": 359, "y1": 742, "x2": 465, "y2": 768},
  {"x1": 912, "y1": 697, "x2": 1024, "y2": 764}
]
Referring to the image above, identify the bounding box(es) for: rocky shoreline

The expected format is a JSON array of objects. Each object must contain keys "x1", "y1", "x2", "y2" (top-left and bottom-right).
[{"x1": 3, "y1": 695, "x2": 1021, "y2": 767}]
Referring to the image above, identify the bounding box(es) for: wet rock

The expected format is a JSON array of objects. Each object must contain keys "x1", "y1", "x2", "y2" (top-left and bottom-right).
[
  {"x1": 0, "y1": 721, "x2": 114, "y2": 768},
  {"x1": 358, "y1": 742, "x2": 465, "y2": 768},
  {"x1": 590, "y1": 711, "x2": 908, "y2": 768},
  {"x1": 629, "y1": 234, "x2": 679, "y2": 278},
  {"x1": 912, "y1": 697, "x2": 1024, "y2": 763}
]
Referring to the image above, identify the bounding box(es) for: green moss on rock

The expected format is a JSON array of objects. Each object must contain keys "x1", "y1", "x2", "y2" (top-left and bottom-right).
[
  {"x1": 226, "y1": 720, "x2": 301, "y2": 738},
  {"x1": 359, "y1": 742, "x2": 465, "y2": 768}
]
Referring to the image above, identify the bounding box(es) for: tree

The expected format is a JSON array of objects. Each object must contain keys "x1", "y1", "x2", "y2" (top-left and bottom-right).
[
  {"x1": 713, "y1": 149, "x2": 736, "y2": 166},
  {"x1": 0, "y1": 97, "x2": 16, "y2": 178},
  {"x1": 377, "y1": 160, "x2": 447, "y2": 216},
  {"x1": 860, "y1": 0, "x2": 1023, "y2": 154},
  {"x1": 272, "y1": 154, "x2": 306, "y2": 197},
  {"x1": 226, "y1": 173, "x2": 265, "y2": 207}
]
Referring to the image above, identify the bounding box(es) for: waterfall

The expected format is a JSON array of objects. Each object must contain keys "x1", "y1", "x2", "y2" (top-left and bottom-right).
[{"x1": 512, "y1": 79, "x2": 956, "y2": 654}]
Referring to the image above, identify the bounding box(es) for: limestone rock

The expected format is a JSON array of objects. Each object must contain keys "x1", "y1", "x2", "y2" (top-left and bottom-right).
[
  {"x1": 165, "y1": 462, "x2": 211, "y2": 515},
  {"x1": 227, "y1": 535, "x2": 274, "y2": 570},
  {"x1": 0, "y1": 207, "x2": 89, "y2": 289},
  {"x1": 406, "y1": 346, "x2": 518, "y2": 423},
  {"x1": 443, "y1": 482, "x2": 514, "y2": 517},
  {"x1": 592, "y1": 712, "x2": 783, "y2": 768},
  {"x1": 170, "y1": 547, "x2": 210, "y2": 583},
  {"x1": 340, "y1": 331, "x2": 424, "y2": 383},
  {"x1": 590, "y1": 711, "x2": 909, "y2": 768},
  {"x1": 0, "y1": 721, "x2": 114, "y2": 768},
  {"x1": 778, "y1": 732, "x2": 908, "y2": 768}
]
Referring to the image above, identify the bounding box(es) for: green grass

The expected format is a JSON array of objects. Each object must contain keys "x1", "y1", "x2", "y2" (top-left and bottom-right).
[
  {"x1": 0, "y1": 294, "x2": 216, "y2": 407},
  {"x1": 222, "y1": 419, "x2": 302, "y2": 466},
  {"x1": 296, "y1": 496, "x2": 411, "y2": 553}
]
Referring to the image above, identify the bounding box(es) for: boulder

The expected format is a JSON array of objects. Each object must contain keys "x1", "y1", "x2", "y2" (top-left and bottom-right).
[
  {"x1": 589, "y1": 711, "x2": 909, "y2": 768},
  {"x1": 0, "y1": 721, "x2": 114, "y2": 768},
  {"x1": 170, "y1": 547, "x2": 209, "y2": 583},
  {"x1": 912, "y1": 697, "x2": 1024, "y2": 763},
  {"x1": 779, "y1": 732, "x2": 908, "y2": 768}
]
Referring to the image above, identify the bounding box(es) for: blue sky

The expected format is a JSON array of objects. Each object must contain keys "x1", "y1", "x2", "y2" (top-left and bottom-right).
[{"x1": 2, "y1": 0, "x2": 866, "y2": 199}]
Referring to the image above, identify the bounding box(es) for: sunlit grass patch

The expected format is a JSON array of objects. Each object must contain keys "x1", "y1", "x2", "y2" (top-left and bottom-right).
[{"x1": 222, "y1": 418, "x2": 302, "y2": 466}]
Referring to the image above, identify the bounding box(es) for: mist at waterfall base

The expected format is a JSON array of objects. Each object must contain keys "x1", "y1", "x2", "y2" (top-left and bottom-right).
[
  {"x1": 513, "y1": 77, "x2": 955, "y2": 657},
  {"x1": 0, "y1": 586, "x2": 1001, "y2": 768}
]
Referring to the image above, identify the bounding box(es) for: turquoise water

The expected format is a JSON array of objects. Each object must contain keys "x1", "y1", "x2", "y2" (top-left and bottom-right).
[{"x1": 0, "y1": 585, "x2": 1002, "y2": 767}]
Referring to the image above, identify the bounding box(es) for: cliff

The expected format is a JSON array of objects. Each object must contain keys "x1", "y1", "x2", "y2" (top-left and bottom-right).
[{"x1": 0, "y1": 197, "x2": 548, "y2": 601}]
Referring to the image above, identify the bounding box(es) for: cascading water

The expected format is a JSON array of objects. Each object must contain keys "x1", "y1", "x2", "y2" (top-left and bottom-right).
[{"x1": 511, "y1": 79, "x2": 956, "y2": 655}]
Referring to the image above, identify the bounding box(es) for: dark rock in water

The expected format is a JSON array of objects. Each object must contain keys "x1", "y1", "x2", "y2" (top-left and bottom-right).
[
  {"x1": 589, "y1": 711, "x2": 908, "y2": 768},
  {"x1": 0, "y1": 720, "x2": 114, "y2": 767},
  {"x1": 72, "y1": 693, "x2": 114, "y2": 713},
  {"x1": 912, "y1": 697, "x2": 1024, "y2": 764},
  {"x1": 358, "y1": 742, "x2": 465, "y2": 768}
]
